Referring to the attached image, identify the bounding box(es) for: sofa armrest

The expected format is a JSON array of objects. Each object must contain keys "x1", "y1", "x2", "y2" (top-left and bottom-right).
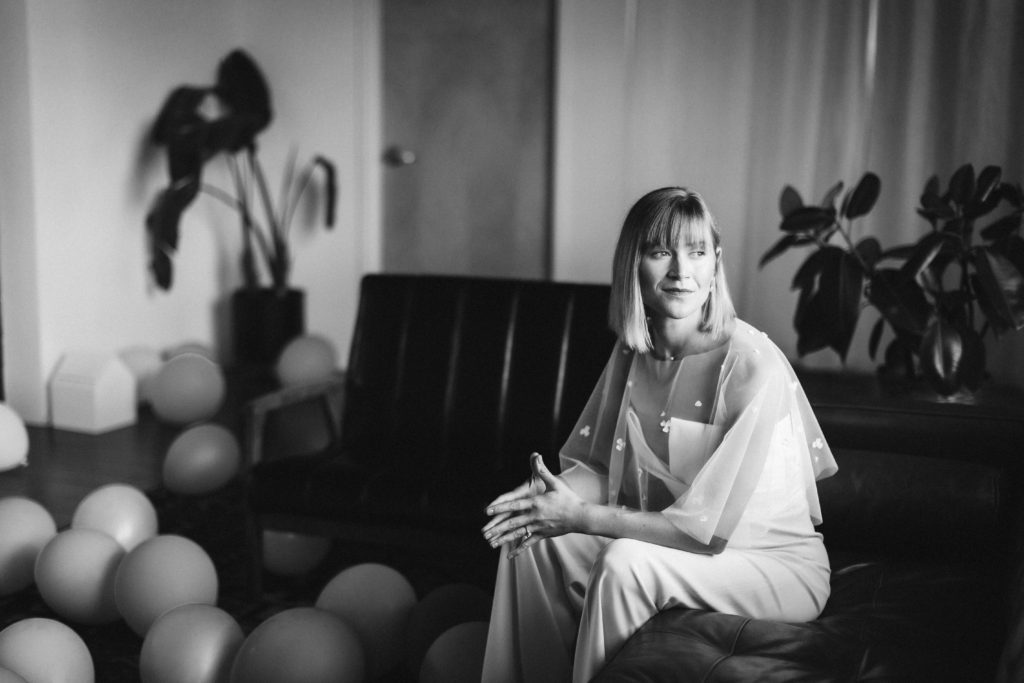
[{"x1": 243, "y1": 373, "x2": 346, "y2": 467}]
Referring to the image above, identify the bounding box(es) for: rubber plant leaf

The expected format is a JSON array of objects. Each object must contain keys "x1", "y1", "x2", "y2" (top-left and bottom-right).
[
  {"x1": 792, "y1": 246, "x2": 863, "y2": 360},
  {"x1": 869, "y1": 268, "x2": 929, "y2": 335},
  {"x1": 973, "y1": 246, "x2": 1024, "y2": 331},
  {"x1": 868, "y1": 317, "x2": 885, "y2": 360},
  {"x1": 899, "y1": 231, "x2": 952, "y2": 280},
  {"x1": 212, "y1": 50, "x2": 272, "y2": 153},
  {"x1": 779, "y1": 185, "x2": 803, "y2": 217},
  {"x1": 919, "y1": 318, "x2": 984, "y2": 395},
  {"x1": 780, "y1": 206, "x2": 836, "y2": 234},
  {"x1": 967, "y1": 165, "x2": 1003, "y2": 218},
  {"x1": 979, "y1": 212, "x2": 1022, "y2": 241},
  {"x1": 820, "y1": 181, "x2": 844, "y2": 209},
  {"x1": 759, "y1": 234, "x2": 803, "y2": 269},
  {"x1": 855, "y1": 237, "x2": 882, "y2": 270},
  {"x1": 843, "y1": 172, "x2": 881, "y2": 220},
  {"x1": 947, "y1": 164, "x2": 976, "y2": 206}
]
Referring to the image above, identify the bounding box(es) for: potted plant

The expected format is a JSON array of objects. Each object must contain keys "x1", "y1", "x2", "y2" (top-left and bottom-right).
[
  {"x1": 760, "y1": 164, "x2": 1024, "y2": 397},
  {"x1": 145, "y1": 49, "x2": 337, "y2": 366}
]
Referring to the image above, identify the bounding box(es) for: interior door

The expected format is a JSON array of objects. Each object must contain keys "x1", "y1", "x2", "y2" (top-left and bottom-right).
[{"x1": 382, "y1": 0, "x2": 554, "y2": 279}]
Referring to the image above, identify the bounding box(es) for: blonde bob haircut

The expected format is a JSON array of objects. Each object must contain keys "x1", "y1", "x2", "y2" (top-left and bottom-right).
[{"x1": 609, "y1": 187, "x2": 736, "y2": 353}]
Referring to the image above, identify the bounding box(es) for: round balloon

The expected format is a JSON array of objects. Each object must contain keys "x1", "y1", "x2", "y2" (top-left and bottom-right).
[
  {"x1": 119, "y1": 345, "x2": 163, "y2": 405},
  {"x1": 261, "y1": 530, "x2": 331, "y2": 577},
  {"x1": 315, "y1": 563, "x2": 417, "y2": 678},
  {"x1": 114, "y1": 534, "x2": 218, "y2": 636},
  {"x1": 163, "y1": 423, "x2": 241, "y2": 496},
  {"x1": 0, "y1": 404, "x2": 29, "y2": 472},
  {"x1": 229, "y1": 607, "x2": 364, "y2": 683},
  {"x1": 419, "y1": 621, "x2": 489, "y2": 683},
  {"x1": 34, "y1": 528, "x2": 124, "y2": 624},
  {"x1": 71, "y1": 483, "x2": 157, "y2": 552},
  {"x1": 275, "y1": 335, "x2": 338, "y2": 387},
  {"x1": 140, "y1": 604, "x2": 243, "y2": 683},
  {"x1": 0, "y1": 618, "x2": 94, "y2": 683},
  {"x1": 406, "y1": 583, "x2": 492, "y2": 675},
  {"x1": 150, "y1": 353, "x2": 226, "y2": 425},
  {"x1": 163, "y1": 341, "x2": 216, "y2": 362},
  {"x1": 0, "y1": 497, "x2": 56, "y2": 596}
]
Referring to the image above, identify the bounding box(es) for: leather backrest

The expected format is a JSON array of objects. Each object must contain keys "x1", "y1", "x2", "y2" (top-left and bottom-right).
[
  {"x1": 342, "y1": 274, "x2": 616, "y2": 478},
  {"x1": 813, "y1": 402, "x2": 1022, "y2": 560},
  {"x1": 817, "y1": 448, "x2": 1006, "y2": 559}
]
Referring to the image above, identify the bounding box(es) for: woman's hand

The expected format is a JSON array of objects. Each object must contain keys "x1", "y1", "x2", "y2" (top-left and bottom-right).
[{"x1": 481, "y1": 453, "x2": 587, "y2": 558}]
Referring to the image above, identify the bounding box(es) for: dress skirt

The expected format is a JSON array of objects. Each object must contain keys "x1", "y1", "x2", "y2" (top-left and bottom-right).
[{"x1": 481, "y1": 532, "x2": 829, "y2": 683}]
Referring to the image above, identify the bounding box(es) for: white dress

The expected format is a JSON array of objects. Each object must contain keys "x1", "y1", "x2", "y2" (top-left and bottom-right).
[{"x1": 482, "y1": 320, "x2": 838, "y2": 683}]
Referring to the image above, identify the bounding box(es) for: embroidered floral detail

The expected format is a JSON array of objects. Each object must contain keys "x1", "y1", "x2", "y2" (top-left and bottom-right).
[
  {"x1": 660, "y1": 411, "x2": 666, "y2": 417},
  {"x1": 622, "y1": 348, "x2": 630, "y2": 355},
  {"x1": 627, "y1": 380, "x2": 633, "y2": 388},
  {"x1": 812, "y1": 438, "x2": 824, "y2": 449},
  {"x1": 748, "y1": 329, "x2": 756, "y2": 335},
  {"x1": 790, "y1": 380, "x2": 799, "y2": 391},
  {"x1": 694, "y1": 400, "x2": 703, "y2": 407},
  {"x1": 699, "y1": 515, "x2": 709, "y2": 523},
  {"x1": 660, "y1": 420, "x2": 670, "y2": 433},
  {"x1": 615, "y1": 438, "x2": 625, "y2": 451},
  {"x1": 579, "y1": 425, "x2": 591, "y2": 438}
]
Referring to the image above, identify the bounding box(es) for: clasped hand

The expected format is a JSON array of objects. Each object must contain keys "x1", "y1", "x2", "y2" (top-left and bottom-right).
[{"x1": 481, "y1": 452, "x2": 585, "y2": 559}]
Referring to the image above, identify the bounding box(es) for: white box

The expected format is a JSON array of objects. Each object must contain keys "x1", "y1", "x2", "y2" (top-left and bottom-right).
[{"x1": 50, "y1": 350, "x2": 137, "y2": 433}]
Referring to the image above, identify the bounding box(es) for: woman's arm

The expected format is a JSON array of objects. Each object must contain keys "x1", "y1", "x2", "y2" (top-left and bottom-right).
[{"x1": 482, "y1": 454, "x2": 725, "y2": 558}]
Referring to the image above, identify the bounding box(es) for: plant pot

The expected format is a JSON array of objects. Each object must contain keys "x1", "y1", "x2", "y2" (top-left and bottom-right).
[{"x1": 231, "y1": 288, "x2": 305, "y2": 368}]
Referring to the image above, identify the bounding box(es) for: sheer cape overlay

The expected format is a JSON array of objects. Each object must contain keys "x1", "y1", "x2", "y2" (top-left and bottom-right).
[{"x1": 559, "y1": 319, "x2": 838, "y2": 547}]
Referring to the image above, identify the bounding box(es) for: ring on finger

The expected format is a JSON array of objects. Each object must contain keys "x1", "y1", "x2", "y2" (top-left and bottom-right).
[{"x1": 523, "y1": 528, "x2": 532, "y2": 540}]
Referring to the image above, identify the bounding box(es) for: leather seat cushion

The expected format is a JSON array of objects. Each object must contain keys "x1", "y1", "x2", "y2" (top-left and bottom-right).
[{"x1": 593, "y1": 555, "x2": 1005, "y2": 682}]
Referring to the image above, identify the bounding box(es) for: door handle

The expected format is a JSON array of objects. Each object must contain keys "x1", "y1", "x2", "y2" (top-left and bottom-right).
[{"x1": 383, "y1": 145, "x2": 417, "y2": 167}]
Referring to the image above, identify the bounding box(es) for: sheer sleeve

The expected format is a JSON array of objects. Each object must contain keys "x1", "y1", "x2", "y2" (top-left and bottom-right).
[
  {"x1": 661, "y1": 333, "x2": 837, "y2": 545},
  {"x1": 558, "y1": 343, "x2": 632, "y2": 504}
]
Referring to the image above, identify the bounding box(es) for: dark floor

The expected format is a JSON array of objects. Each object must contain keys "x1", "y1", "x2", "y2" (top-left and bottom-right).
[{"x1": 0, "y1": 382, "x2": 494, "y2": 682}]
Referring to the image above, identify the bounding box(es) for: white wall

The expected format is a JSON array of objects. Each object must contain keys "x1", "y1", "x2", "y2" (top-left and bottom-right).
[{"x1": 0, "y1": 0, "x2": 381, "y2": 423}]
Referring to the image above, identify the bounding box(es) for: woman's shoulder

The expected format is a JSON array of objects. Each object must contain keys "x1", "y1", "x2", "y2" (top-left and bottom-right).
[{"x1": 722, "y1": 319, "x2": 792, "y2": 376}]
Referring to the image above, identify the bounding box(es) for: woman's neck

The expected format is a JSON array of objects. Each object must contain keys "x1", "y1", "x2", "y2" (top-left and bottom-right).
[{"x1": 648, "y1": 317, "x2": 733, "y2": 360}]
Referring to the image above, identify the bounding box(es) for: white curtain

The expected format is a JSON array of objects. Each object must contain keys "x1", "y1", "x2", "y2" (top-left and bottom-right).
[{"x1": 556, "y1": 0, "x2": 1024, "y2": 386}]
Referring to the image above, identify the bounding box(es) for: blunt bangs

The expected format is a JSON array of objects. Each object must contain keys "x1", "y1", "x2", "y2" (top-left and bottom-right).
[{"x1": 610, "y1": 187, "x2": 737, "y2": 353}]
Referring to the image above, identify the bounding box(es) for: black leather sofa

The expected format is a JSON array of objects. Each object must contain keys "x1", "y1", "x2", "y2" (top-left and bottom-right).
[{"x1": 244, "y1": 274, "x2": 1024, "y2": 681}]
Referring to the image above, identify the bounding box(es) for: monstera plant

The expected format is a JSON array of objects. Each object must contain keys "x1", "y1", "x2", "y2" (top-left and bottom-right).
[
  {"x1": 145, "y1": 49, "x2": 337, "y2": 366},
  {"x1": 760, "y1": 164, "x2": 1024, "y2": 396},
  {"x1": 145, "y1": 48, "x2": 336, "y2": 293}
]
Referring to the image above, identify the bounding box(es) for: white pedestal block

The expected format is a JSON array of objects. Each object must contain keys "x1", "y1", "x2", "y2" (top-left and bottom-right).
[{"x1": 50, "y1": 350, "x2": 137, "y2": 433}]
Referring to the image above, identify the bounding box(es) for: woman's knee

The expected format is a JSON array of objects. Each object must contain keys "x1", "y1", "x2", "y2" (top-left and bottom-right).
[{"x1": 588, "y1": 538, "x2": 650, "y2": 586}]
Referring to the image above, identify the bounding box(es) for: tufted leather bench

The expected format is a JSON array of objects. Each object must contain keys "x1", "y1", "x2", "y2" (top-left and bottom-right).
[{"x1": 244, "y1": 274, "x2": 1024, "y2": 681}]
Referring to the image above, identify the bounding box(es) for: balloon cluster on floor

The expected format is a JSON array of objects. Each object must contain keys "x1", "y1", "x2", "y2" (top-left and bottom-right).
[
  {"x1": 0, "y1": 487, "x2": 493, "y2": 682},
  {"x1": 0, "y1": 334, "x2": 494, "y2": 681}
]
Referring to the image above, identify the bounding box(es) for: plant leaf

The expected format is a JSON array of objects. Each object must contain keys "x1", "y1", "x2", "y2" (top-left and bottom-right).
[
  {"x1": 780, "y1": 206, "x2": 836, "y2": 234},
  {"x1": 792, "y1": 247, "x2": 863, "y2": 360},
  {"x1": 855, "y1": 237, "x2": 882, "y2": 270},
  {"x1": 213, "y1": 49, "x2": 273, "y2": 152},
  {"x1": 967, "y1": 165, "x2": 1003, "y2": 218},
  {"x1": 759, "y1": 234, "x2": 801, "y2": 269},
  {"x1": 843, "y1": 172, "x2": 881, "y2": 220},
  {"x1": 868, "y1": 317, "x2": 885, "y2": 360},
  {"x1": 919, "y1": 317, "x2": 963, "y2": 395},
  {"x1": 313, "y1": 155, "x2": 337, "y2": 228},
  {"x1": 899, "y1": 231, "x2": 951, "y2": 280},
  {"x1": 979, "y1": 212, "x2": 1022, "y2": 241},
  {"x1": 820, "y1": 181, "x2": 844, "y2": 209},
  {"x1": 780, "y1": 186, "x2": 803, "y2": 217},
  {"x1": 948, "y1": 163, "x2": 976, "y2": 206},
  {"x1": 973, "y1": 246, "x2": 1024, "y2": 331},
  {"x1": 868, "y1": 268, "x2": 929, "y2": 335}
]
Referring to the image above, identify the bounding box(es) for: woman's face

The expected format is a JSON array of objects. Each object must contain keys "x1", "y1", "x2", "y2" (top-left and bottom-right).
[{"x1": 639, "y1": 235, "x2": 717, "y2": 322}]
